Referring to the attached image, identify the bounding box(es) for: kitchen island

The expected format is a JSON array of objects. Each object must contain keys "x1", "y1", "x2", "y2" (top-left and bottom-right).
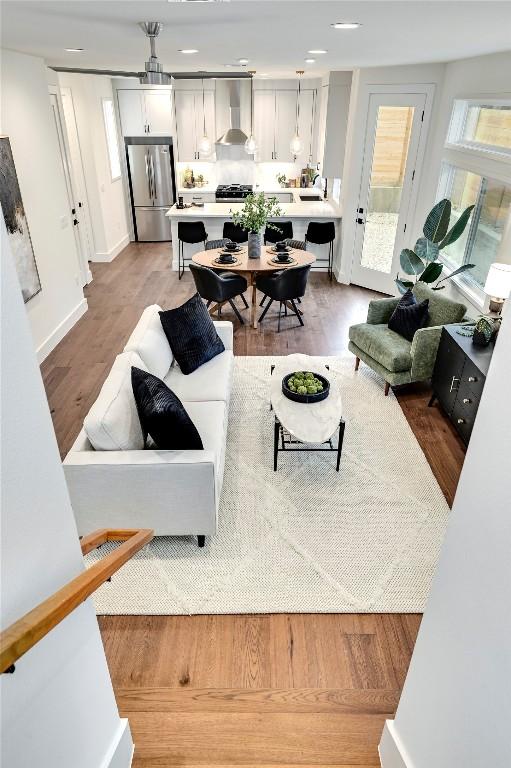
[{"x1": 166, "y1": 197, "x2": 342, "y2": 277}]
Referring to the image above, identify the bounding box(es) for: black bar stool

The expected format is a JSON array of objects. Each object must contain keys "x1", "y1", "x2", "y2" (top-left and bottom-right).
[
  {"x1": 264, "y1": 221, "x2": 293, "y2": 245},
  {"x1": 177, "y1": 221, "x2": 208, "y2": 280},
  {"x1": 223, "y1": 222, "x2": 248, "y2": 244},
  {"x1": 305, "y1": 221, "x2": 336, "y2": 280}
]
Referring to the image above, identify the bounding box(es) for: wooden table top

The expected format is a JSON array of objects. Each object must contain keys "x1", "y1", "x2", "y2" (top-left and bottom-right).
[{"x1": 192, "y1": 245, "x2": 316, "y2": 273}]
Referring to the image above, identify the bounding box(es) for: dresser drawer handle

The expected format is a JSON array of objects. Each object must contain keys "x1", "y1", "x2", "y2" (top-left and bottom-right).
[
  {"x1": 463, "y1": 398, "x2": 471, "y2": 404},
  {"x1": 468, "y1": 376, "x2": 477, "y2": 383},
  {"x1": 457, "y1": 418, "x2": 465, "y2": 424}
]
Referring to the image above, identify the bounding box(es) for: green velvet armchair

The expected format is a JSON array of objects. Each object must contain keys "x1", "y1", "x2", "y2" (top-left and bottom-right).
[{"x1": 348, "y1": 283, "x2": 467, "y2": 395}]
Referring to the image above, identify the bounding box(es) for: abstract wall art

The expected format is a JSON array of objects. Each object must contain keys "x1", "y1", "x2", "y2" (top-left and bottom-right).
[{"x1": 0, "y1": 136, "x2": 41, "y2": 303}]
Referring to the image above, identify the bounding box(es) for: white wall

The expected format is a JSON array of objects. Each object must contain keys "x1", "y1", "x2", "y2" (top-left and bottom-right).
[
  {"x1": 412, "y1": 50, "x2": 511, "y2": 314},
  {"x1": 0, "y1": 49, "x2": 87, "y2": 361},
  {"x1": 58, "y1": 72, "x2": 129, "y2": 262},
  {"x1": 0, "y1": 219, "x2": 133, "y2": 768},
  {"x1": 380, "y1": 299, "x2": 511, "y2": 767}
]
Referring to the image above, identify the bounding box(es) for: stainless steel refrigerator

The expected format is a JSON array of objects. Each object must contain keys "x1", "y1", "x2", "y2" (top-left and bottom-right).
[{"x1": 126, "y1": 138, "x2": 176, "y2": 242}]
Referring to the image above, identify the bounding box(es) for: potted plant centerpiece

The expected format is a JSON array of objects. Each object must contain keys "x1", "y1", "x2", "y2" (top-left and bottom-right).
[{"x1": 231, "y1": 193, "x2": 282, "y2": 259}]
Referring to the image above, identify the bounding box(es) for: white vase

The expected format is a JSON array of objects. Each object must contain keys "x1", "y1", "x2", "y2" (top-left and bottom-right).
[{"x1": 248, "y1": 230, "x2": 262, "y2": 259}]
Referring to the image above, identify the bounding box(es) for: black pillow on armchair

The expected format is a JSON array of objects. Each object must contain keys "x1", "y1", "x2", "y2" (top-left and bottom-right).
[
  {"x1": 159, "y1": 293, "x2": 225, "y2": 375},
  {"x1": 388, "y1": 289, "x2": 430, "y2": 342}
]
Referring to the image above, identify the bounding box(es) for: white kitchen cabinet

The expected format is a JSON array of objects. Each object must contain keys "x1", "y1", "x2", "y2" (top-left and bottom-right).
[
  {"x1": 317, "y1": 72, "x2": 352, "y2": 178},
  {"x1": 117, "y1": 89, "x2": 172, "y2": 136},
  {"x1": 174, "y1": 90, "x2": 215, "y2": 162},
  {"x1": 178, "y1": 191, "x2": 216, "y2": 204},
  {"x1": 254, "y1": 87, "x2": 317, "y2": 163}
]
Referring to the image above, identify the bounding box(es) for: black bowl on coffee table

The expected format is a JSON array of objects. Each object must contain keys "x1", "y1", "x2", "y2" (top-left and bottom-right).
[{"x1": 282, "y1": 371, "x2": 330, "y2": 404}]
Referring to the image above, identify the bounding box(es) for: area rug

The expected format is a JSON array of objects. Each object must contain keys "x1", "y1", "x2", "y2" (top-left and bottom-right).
[{"x1": 87, "y1": 354, "x2": 450, "y2": 614}]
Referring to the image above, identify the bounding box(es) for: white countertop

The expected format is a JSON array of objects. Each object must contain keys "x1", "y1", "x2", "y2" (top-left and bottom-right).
[{"x1": 167, "y1": 198, "x2": 341, "y2": 220}]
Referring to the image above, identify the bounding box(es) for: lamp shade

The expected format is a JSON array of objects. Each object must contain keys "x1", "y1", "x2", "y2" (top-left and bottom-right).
[{"x1": 484, "y1": 262, "x2": 511, "y2": 299}]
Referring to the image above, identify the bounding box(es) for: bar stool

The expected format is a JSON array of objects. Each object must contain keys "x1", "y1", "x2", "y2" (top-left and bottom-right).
[
  {"x1": 305, "y1": 221, "x2": 336, "y2": 280},
  {"x1": 177, "y1": 221, "x2": 208, "y2": 280},
  {"x1": 223, "y1": 222, "x2": 248, "y2": 244},
  {"x1": 264, "y1": 221, "x2": 293, "y2": 245}
]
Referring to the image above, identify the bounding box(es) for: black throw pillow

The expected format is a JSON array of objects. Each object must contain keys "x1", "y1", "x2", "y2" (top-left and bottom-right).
[
  {"x1": 388, "y1": 289, "x2": 430, "y2": 342},
  {"x1": 159, "y1": 293, "x2": 225, "y2": 375},
  {"x1": 131, "y1": 367, "x2": 203, "y2": 450}
]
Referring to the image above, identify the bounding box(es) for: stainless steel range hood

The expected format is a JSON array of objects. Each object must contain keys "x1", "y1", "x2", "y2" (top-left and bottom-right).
[{"x1": 216, "y1": 80, "x2": 249, "y2": 146}]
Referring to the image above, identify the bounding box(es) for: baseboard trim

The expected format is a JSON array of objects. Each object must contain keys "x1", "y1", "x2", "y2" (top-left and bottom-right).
[
  {"x1": 93, "y1": 234, "x2": 130, "y2": 263},
  {"x1": 379, "y1": 720, "x2": 413, "y2": 768},
  {"x1": 100, "y1": 719, "x2": 134, "y2": 768},
  {"x1": 36, "y1": 298, "x2": 88, "y2": 363}
]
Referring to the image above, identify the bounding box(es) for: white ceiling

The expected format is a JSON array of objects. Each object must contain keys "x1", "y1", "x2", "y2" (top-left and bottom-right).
[{"x1": 2, "y1": 1, "x2": 511, "y2": 78}]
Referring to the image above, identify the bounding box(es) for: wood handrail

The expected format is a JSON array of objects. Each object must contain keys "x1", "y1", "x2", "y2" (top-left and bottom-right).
[{"x1": 0, "y1": 528, "x2": 153, "y2": 674}]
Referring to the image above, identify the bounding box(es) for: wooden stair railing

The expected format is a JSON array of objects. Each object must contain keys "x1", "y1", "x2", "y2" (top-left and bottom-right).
[{"x1": 0, "y1": 528, "x2": 153, "y2": 674}]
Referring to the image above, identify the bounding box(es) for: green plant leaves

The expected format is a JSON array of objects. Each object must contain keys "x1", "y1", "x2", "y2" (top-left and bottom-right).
[
  {"x1": 415, "y1": 237, "x2": 439, "y2": 263},
  {"x1": 419, "y1": 261, "x2": 443, "y2": 283},
  {"x1": 436, "y1": 263, "x2": 476, "y2": 285},
  {"x1": 395, "y1": 279, "x2": 414, "y2": 294},
  {"x1": 400, "y1": 249, "x2": 424, "y2": 275},
  {"x1": 423, "y1": 199, "x2": 452, "y2": 243},
  {"x1": 439, "y1": 205, "x2": 475, "y2": 249}
]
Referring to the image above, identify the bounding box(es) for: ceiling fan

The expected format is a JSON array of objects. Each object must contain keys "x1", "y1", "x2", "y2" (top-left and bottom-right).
[{"x1": 50, "y1": 21, "x2": 251, "y2": 83}]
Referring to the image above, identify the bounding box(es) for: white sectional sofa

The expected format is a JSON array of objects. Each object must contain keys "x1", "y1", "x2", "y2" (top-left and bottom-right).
[{"x1": 64, "y1": 304, "x2": 233, "y2": 545}]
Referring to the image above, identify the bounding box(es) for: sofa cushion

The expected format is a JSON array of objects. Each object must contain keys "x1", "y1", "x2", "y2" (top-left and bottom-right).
[
  {"x1": 182, "y1": 400, "x2": 227, "y2": 498},
  {"x1": 131, "y1": 367, "x2": 203, "y2": 450},
  {"x1": 349, "y1": 323, "x2": 412, "y2": 373},
  {"x1": 413, "y1": 283, "x2": 466, "y2": 327},
  {"x1": 84, "y1": 352, "x2": 147, "y2": 451},
  {"x1": 164, "y1": 349, "x2": 233, "y2": 402},
  {"x1": 159, "y1": 293, "x2": 225, "y2": 375},
  {"x1": 124, "y1": 304, "x2": 173, "y2": 379}
]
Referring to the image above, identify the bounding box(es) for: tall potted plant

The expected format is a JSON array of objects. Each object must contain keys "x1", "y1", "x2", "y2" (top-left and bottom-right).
[
  {"x1": 396, "y1": 198, "x2": 475, "y2": 293},
  {"x1": 231, "y1": 193, "x2": 283, "y2": 259}
]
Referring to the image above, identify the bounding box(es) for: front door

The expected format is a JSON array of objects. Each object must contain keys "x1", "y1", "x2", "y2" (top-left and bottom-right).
[{"x1": 351, "y1": 93, "x2": 428, "y2": 294}]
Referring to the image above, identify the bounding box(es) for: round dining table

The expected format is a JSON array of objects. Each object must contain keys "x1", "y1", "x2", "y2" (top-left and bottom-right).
[{"x1": 192, "y1": 245, "x2": 316, "y2": 328}]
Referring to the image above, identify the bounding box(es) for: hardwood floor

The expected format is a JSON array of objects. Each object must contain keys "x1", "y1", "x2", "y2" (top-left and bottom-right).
[{"x1": 41, "y1": 243, "x2": 466, "y2": 767}]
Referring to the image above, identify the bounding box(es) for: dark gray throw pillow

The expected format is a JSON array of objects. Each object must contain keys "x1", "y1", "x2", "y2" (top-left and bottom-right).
[
  {"x1": 388, "y1": 289, "x2": 430, "y2": 342},
  {"x1": 159, "y1": 293, "x2": 225, "y2": 375},
  {"x1": 131, "y1": 367, "x2": 203, "y2": 450}
]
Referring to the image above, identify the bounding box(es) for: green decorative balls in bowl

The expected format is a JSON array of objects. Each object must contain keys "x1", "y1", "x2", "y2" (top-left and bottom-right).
[{"x1": 282, "y1": 371, "x2": 330, "y2": 403}]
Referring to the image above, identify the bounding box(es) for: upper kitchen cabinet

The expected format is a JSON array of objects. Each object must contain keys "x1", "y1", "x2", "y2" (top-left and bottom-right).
[
  {"x1": 117, "y1": 89, "x2": 173, "y2": 136},
  {"x1": 317, "y1": 72, "x2": 352, "y2": 178},
  {"x1": 174, "y1": 89, "x2": 215, "y2": 162},
  {"x1": 253, "y1": 84, "x2": 317, "y2": 163}
]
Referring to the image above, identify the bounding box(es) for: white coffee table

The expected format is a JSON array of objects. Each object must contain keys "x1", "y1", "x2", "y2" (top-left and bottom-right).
[{"x1": 270, "y1": 353, "x2": 345, "y2": 471}]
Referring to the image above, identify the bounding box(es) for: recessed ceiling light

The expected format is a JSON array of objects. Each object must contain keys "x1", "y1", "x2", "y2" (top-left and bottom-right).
[
  {"x1": 331, "y1": 22, "x2": 361, "y2": 30},
  {"x1": 238, "y1": 58, "x2": 250, "y2": 65},
  {"x1": 65, "y1": 48, "x2": 84, "y2": 52},
  {"x1": 308, "y1": 49, "x2": 327, "y2": 55},
  {"x1": 305, "y1": 58, "x2": 316, "y2": 64},
  {"x1": 179, "y1": 49, "x2": 199, "y2": 54}
]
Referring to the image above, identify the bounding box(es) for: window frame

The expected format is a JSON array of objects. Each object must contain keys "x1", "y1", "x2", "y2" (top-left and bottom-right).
[
  {"x1": 102, "y1": 97, "x2": 122, "y2": 182},
  {"x1": 446, "y1": 98, "x2": 511, "y2": 163}
]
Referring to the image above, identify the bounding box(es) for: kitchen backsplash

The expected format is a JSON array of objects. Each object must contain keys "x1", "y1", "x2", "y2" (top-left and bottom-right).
[{"x1": 176, "y1": 154, "x2": 319, "y2": 191}]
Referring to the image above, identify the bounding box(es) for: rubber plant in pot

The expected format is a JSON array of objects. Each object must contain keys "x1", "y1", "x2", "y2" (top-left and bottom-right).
[
  {"x1": 395, "y1": 198, "x2": 475, "y2": 294},
  {"x1": 231, "y1": 193, "x2": 282, "y2": 259}
]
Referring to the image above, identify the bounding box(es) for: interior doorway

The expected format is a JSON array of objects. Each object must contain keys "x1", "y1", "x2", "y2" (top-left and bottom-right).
[{"x1": 350, "y1": 91, "x2": 431, "y2": 294}]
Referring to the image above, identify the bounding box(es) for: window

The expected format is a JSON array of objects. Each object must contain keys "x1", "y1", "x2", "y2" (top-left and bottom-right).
[
  {"x1": 102, "y1": 98, "x2": 121, "y2": 181},
  {"x1": 447, "y1": 100, "x2": 511, "y2": 157},
  {"x1": 438, "y1": 165, "x2": 511, "y2": 289}
]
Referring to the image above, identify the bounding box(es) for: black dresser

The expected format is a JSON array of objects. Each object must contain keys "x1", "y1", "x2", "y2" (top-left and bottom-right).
[{"x1": 430, "y1": 325, "x2": 494, "y2": 445}]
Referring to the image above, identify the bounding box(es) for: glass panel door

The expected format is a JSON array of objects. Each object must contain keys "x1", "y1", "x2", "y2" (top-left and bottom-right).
[{"x1": 351, "y1": 93, "x2": 427, "y2": 293}]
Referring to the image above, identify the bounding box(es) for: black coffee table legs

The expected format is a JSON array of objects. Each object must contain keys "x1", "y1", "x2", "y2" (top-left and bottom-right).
[{"x1": 273, "y1": 417, "x2": 345, "y2": 471}]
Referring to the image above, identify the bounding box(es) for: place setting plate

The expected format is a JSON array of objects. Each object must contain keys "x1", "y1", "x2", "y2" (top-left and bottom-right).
[
  {"x1": 213, "y1": 252, "x2": 242, "y2": 266},
  {"x1": 268, "y1": 256, "x2": 297, "y2": 266}
]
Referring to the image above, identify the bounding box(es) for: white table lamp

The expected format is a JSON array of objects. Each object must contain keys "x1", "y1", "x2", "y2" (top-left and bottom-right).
[{"x1": 484, "y1": 262, "x2": 511, "y2": 313}]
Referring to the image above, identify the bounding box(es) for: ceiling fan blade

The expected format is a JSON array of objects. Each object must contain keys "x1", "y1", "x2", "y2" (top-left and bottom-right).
[
  {"x1": 168, "y1": 71, "x2": 253, "y2": 80},
  {"x1": 50, "y1": 66, "x2": 143, "y2": 78}
]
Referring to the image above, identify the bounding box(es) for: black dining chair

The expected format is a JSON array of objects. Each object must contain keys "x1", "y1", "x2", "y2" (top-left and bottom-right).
[
  {"x1": 223, "y1": 222, "x2": 248, "y2": 244},
  {"x1": 177, "y1": 221, "x2": 208, "y2": 280},
  {"x1": 264, "y1": 221, "x2": 293, "y2": 245},
  {"x1": 189, "y1": 263, "x2": 248, "y2": 325},
  {"x1": 206, "y1": 238, "x2": 229, "y2": 251},
  {"x1": 305, "y1": 221, "x2": 336, "y2": 280},
  {"x1": 256, "y1": 265, "x2": 311, "y2": 332},
  {"x1": 260, "y1": 237, "x2": 307, "y2": 308}
]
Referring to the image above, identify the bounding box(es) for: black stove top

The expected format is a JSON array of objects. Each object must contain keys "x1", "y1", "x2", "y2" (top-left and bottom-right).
[{"x1": 216, "y1": 184, "x2": 253, "y2": 201}]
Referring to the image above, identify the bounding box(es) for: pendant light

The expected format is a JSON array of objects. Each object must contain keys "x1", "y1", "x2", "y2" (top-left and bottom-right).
[
  {"x1": 290, "y1": 70, "x2": 304, "y2": 158},
  {"x1": 245, "y1": 71, "x2": 258, "y2": 155},
  {"x1": 198, "y1": 78, "x2": 212, "y2": 156}
]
